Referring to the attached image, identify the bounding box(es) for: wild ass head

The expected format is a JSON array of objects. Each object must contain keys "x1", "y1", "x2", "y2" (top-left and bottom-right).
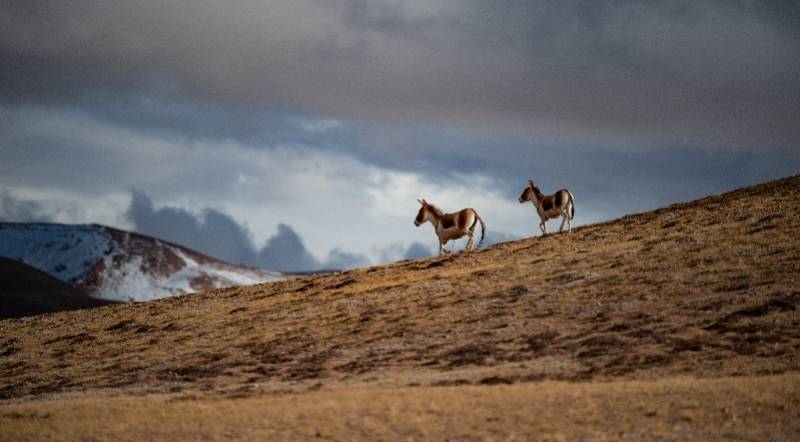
[
  {"x1": 415, "y1": 199, "x2": 443, "y2": 226},
  {"x1": 519, "y1": 179, "x2": 539, "y2": 203},
  {"x1": 415, "y1": 199, "x2": 430, "y2": 226}
]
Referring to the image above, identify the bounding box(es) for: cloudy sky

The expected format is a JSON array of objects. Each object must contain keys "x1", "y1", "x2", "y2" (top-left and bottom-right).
[{"x1": 1, "y1": 1, "x2": 798, "y2": 271}]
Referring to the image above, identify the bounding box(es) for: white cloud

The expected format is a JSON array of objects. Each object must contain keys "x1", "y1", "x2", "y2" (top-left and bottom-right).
[
  {"x1": 291, "y1": 117, "x2": 344, "y2": 133},
  {"x1": 1, "y1": 104, "x2": 536, "y2": 265},
  {"x1": 1, "y1": 186, "x2": 129, "y2": 228}
]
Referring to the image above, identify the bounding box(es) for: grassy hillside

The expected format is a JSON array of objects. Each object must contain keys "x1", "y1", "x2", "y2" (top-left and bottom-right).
[{"x1": 1, "y1": 175, "x2": 799, "y2": 440}]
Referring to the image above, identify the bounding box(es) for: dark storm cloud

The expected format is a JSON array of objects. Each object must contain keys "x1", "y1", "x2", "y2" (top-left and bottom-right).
[
  {"x1": 482, "y1": 230, "x2": 520, "y2": 247},
  {"x1": 1, "y1": 1, "x2": 798, "y2": 148},
  {"x1": 325, "y1": 248, "x2": 371, "y2": 271},
  {"x1": 403, "y1": 242, "x2": 433, "y2": 260},
  {"x1": 127, "y1": 190, "x2": 257, "y2": 266},
  {"x1": 126, "y1": 191, "x2": 369, "y2": 272},
  {"x1": 255, "y1": 224, "x2": 322, "y2": 272},
  {"x1": 350, "y1": 119, "x2": 800, "y2": 220},
  {"x1": 255, "y1": 229, "x2": 368, "y2": 272}
]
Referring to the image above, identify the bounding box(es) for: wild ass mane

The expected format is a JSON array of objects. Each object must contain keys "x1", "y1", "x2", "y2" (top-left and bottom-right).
[{"x1": 426, "y1": 203, "x2": 444, "y2": 218}]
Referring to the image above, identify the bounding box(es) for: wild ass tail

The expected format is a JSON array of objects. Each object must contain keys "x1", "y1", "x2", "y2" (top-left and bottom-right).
[
  {"x1": 566, "y1": 190, "x2": 575, "y2": 220},
  {"x1": 474, "y1": 211, "x2": 486, "y2": 248}
]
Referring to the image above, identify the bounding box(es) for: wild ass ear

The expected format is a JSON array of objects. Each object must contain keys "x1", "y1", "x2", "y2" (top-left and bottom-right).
[
  {"x1": 417, "y1": 198, "x2": 425, "y2": 205},
  {"x1": 528, "y1": 179, "x2": 534, "y2": 187}
]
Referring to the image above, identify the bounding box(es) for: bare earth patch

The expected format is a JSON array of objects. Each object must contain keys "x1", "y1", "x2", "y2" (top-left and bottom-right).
[{"x1": 1, "y1": 175, "x2": 799, "y2": 440}]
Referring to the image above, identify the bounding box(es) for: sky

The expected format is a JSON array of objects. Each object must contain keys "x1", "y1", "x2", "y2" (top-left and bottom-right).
[{"x1": 1, "y1": 1, "x2": 799, "y2": 271}]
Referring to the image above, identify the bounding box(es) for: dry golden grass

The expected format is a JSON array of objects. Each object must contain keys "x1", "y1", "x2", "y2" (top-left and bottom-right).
[
  {"x1": 2, "y1": 374, "x2": 798, "y2": 441},
  {"x1": 1, "y1": 175, "x2": 799, "y2": 440}
]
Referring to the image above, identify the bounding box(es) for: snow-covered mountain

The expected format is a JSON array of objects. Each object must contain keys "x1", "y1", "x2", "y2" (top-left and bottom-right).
[{"x1": 0, "y1": 223, "x2": 283, "y2": 302}]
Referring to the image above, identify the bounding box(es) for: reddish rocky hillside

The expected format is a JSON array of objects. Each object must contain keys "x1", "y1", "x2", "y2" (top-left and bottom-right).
[{"x1": 0, "y1": 223, "x2": 282, "y2": 302}]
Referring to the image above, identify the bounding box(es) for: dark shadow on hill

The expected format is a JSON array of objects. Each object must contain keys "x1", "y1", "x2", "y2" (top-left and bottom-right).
[{"x1": 0, "y1": 257, "x2": 116, "y2": 319}]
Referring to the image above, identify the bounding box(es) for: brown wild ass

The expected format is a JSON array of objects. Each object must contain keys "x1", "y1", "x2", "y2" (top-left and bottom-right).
[
  {"x1": 414, "y1": 199, "x2": 485, "y2": 256},
  {"x1": 519, "y1": 179, "x2": 575, "y2": 235}
]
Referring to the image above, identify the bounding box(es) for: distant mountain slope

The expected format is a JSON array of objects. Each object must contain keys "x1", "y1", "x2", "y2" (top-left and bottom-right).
[
  {"x1": 0, "y1": 257, "x2": 114, "y2": 319},
  {"x1": 0, "y1": 223, "x2": 283, "y2": 302}
]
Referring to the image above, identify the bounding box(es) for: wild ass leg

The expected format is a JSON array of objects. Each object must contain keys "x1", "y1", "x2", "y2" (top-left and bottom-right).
[
  {"x1": 559, "y1": 213, "x2": 567, "y2": 233},
  {"x1": 439, "y1": 238, "x2": 453, "y2": 255},
  {"x1": 540, "y1": 218, "x2": 547, "y2": 235},
  {"x1": 466, "y1": 230, "x2": 475, "y2": 251}
]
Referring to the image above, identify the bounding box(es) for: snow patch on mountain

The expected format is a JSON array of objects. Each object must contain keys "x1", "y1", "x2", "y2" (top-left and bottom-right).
[{"x1": 0, "y1": 223, "x2": 110, "y2": 283}]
